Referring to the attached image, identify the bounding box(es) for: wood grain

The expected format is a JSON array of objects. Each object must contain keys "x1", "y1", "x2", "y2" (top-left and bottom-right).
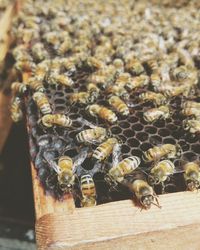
[{"x1": 35, "y1": 191, "x2": 200, "y2": 250}]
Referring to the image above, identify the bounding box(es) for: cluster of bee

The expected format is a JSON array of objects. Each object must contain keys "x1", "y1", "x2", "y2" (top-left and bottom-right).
[{"x1": 9, "y1": 0, "x2": 200, "y2": 209}]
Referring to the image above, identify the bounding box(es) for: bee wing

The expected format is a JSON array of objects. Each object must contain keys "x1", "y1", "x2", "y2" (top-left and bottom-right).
[
  {"x1": 73, "y1": 148, "x2": 88, "y2": 167},
  {"x1": 112, "y1": 143, "x2": 121, "y2": 167},
  {"x1": 76, "y1": 117, "x2": 97, "y2": 128}
]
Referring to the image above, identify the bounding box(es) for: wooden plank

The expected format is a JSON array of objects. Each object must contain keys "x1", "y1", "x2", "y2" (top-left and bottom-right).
[{"x1": 35, "y1": 191, "x2": 200, "y2": 250}]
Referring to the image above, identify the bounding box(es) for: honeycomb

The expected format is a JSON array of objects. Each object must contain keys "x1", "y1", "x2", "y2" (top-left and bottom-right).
[{"x1": 9, "y1": 0, "x2": 200, "y2": 207}]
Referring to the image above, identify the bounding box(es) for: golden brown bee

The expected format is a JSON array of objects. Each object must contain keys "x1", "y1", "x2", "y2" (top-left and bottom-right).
[
  {"x1": 182, "y1": 107, "x2": 200, "y2": 119},
  {"x1": 28, "y1": 77, "x2": 45, "y2": 92},
  {"x1": 183, "y1": 162, "x2": 200, "y2": 191},
  {"x1": 50, "y1": 58, "x2": 62, "y2": 75},
  {"x1": 171, "y1": 66, "x2": 190, "y2": 81},
  {"x1": 125, "y1": 57, "x2": 144, "y2": 75},
  {"x1": 163, "y1": 85, "x2": 192, "y2": 98},
  {"x1": 177, "y1": 48, "x2": 195, "y2": 68},
  {"x1": 81, "y1": 174, "x2": 96, "y2": 207},
  {"x1": 40, "y1": 114, "x2": 72, "y2": 128},
  {"x1": 151, "y1": 73, "x2": 162, "y2": 90},
  {"x1": 31, "y1": 42, "x2": 48, "y2": 62},
  {"x1": 33, "y1": 92, "x2": 52, "y2": 115},
  {"x1": 128, "y1": 179, "x2": 160, "y2": 209},
  {"x1": 43, "y1": 31, "x2": 60, "y2": 47},
  {"x1": 113, "y1": 58, "x2": 124, "y2": 74},
  {"x1": 86, "y1": 83, "x2": 100, "y2": 100},
  {"x1": 57, "y1": 38, "x2": 72, "y2": 56},
  {"x1": 10, "y1": 97, "x2": 23, "y2": 122},
  {"x1": 15, "y1": 60, "x2": 36, "y2": 73},
  {"x1": 148, "y1": 160, "x2": 175, "y2": 191},
  {"x1": 50, "y1": 74, "x2": 74, "y2": 87},
  {"x1": 108, "y1": 95, "x2": 129, "y2": 116},
  {"x1": 34, "y1": 60, "x2": 50, "y2": 81},
  {"x1": 106, "y1": 85, "x2": 129, "y2": 99},
  {"x1": 92, "y1": 137, "x2": 119, "y2": 161},
  {"x1": 61, "y1": 58, "x2": 76, "y2": 75},
  {"x1": 126, "y1": 75, "x2": 149, "y2": 90},
  {"x1": 139, "y1": 91, "x2": 167, "y2": 106},
  {"x1": 85, "y1": 57, "x2": 105, "y2": 70},
  {"x1": 184, "y1": 119, "x2": 200, "y2": 134},
  {"x1": 106, "y1": 156, "x2": 141, "y2": 184},
  {"x1": 182, "y1": 101, "x2": 200, "y2": 110},
  {"x1": 146, "y1": 59, "x2": 159, "y2": 73},
  {"x1": 143, "y1": 105, "x2": 170, "y2": 123},
  {"x1": 88, "y1": 104, "x2": 118, "y2": 123},
  {"x1": 11, "y1": 82, "x2": 27, "y2": 96},
  {"x1": 143, "y1": 144, "x2": 180, "y2": 162},
  {"x1": 76, "y1": 127, "x2": 109, "y2": 144},
  {"x1": 70, "y1": 92, "x2": 93, "y2": 104},
  {"x1": 115, "y1": 72, "x2": 131, "y2": 87},
  {"x1": 12, "y1": 45, "x2": 31, "y2": 61}
]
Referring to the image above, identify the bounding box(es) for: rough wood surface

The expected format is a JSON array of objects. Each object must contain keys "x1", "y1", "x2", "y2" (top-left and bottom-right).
[{"x1": 35, "y1": 191, "x2": 200, "y2": 250}]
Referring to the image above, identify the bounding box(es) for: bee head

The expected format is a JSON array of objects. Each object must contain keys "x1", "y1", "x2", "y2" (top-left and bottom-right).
[
  {"x1": 140, "y1": 195, "x2": 153, "y2": 209},
  {"x1": 186, "y1": 179, "x2": 199, "y2": 191},
  {"x1": 58, "y1": 174, "x2": 74, "y2": 192}
]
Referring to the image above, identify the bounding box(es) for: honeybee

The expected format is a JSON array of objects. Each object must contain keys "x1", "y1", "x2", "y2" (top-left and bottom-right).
[
  {"x1": 146, "y1": 59, "x2": 159, "y2": 73},
  {"x1": 106, "y1": 85, "x2": 129, "y2": 99},
  {"x1": 12, "y1": 45, "x2": 31, "y2": 61},
  {"x1": 177, "y1": 48, "x2": 195, "y2": 68},
  {"x1": 127, "y1": 179, "x2": 160, "y2": 209},
  {"x1": 28, "y1": 77, "x2": 45, "y2": 92},
  {"x1": 50, "y1": 74, "x2": 74, "y2": 87},
  {"x1": 31, "y1": 42, "x2": 48, "y2": 62},
  {"x1": 143, "y1": 105, "x2": 170, "y2": 123},
  {"x1": 61, "y1": 58, "x2": 76, "y2": 75},
  {"x1": 151, "y1": 73, "x2": 162, "y2": 90},
  {"x1": 182, "y1": 107, "x2": 200, "y2": 119},
  {"x1": 171, "y1": 66, "x2": 190, "y2": 81},
  {"x1": 85, "y1": 57, "x2": 105, "y2": 70},
  {"x1": 148, "y1": 160, "x2": 175, "y2": 192},
  {"x1": 164, "y1": 85, "x2": 192, "y2": 98},
  {"x1": 115, "y1": 72, "x2": 131, "y2": 87},
  {"x1": 108, "y1": 95, "x2": 129, "y2": 116},
  {"x1": 86, "y1": 83, "x2": 100, "y2": 100},
  {"x1": 70, "y1": 91, "x2": 93, "y2": 104},
  {"x1": 125, "y1": 57, "x2": 144, "y2": 75},
  {"x1": 139, "y1": 91, "x2": 166, "y2": 106},
  {"x1": 143, "y1": 144, "x2": 180, "y2": 162},
  {"x1": 40, "y1": 114, "x2": 72, "y2": 128},
  {"x1": 81, "y1": 174, "x2": 96, "y2": 207},
  {"x1": 184, "y1": 119, "x2": 200, "y2": 134},
  {"x1": 126, "y1": 75, "x2": 149, "y2": 90},
  {"x1": 50, "y1": 58, "x2": 62, "y2": 75},
  {"x1": 76, "y1": 126, "x2": 109, "y2": 144},
  {"x1": 92, "y1": 138, "x2": 119, "y2": 161},
  {"x1": 87, "y1": 104, "x2": 118, "y2": 123},
  {"x1": 33, "y1": 92, "x2": 52, "y2": 115},
  {"x1": 57, "y1": 38, "x2": 72, "y2": 56},
  {"x1": 182, "y1": 101, "x2": 200, "y2": 110},
  {"x1": 11, "y1": 82, "x2": 27, "y2": 96},
  {"x1": 10, "y1": 97, "x2": 23, "y2": 122},
  {"x1": 34, "y1": 60, "x2": 50, "y2": 81},
  {"x1": 106, "y1": 156, "x2": 141, "y2": 185},
  {"x1": 15, "y1": 60, "x2": 36, "y2": 73},
  {"x1": 43, "y1": 31, "x2": 60, "y2": 47},
  {"x1": 113, "y1": 58, "x2": 124, "y2": 74},
  {"x1": 183, "y1": 162, "x2": 200, "y2": 191}
]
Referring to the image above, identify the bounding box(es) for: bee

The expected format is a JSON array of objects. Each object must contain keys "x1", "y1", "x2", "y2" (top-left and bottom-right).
[
  {"x1": 92, "y1": 137, "x2": 119, "y2": 161},
  {"x1": 184, "y1": 119, "x2": 200, "y2": 134},
  {"x1": 86, "y1": 83, "x2": 100, "y2": 100},
  {"x1": 146, "y1": 59, "x2": 159, "y2": 73},
  {"x1": 76, "y1": 127, "x2": 109, "y2": 144},
  {"x1": 40, "y1": 114, "x2": 72, "y2": 128},
  {"x1": 28, "y1": 77, "x2": 45, "y2": 92},
  {"x1": 143, "y1": 105, "x2": 170, "y2": 123},
  {"x1": 85, "y1": 57, "x2": 105, "y2": 71},
  {"x1": 33, "y1": 92, "x2": 52, "y2": 115},
  {"x1": 177, "y1": 48, "x2": 195, "y2": 68},
  {"x1": 125, "y1": 57, "x2": 144, "y2": 75},
  {"x1": 106, "y1": 156, "x2": 141, "y2": 184},
  {"x1": 163, "y1": 85, "x2": 192, "y2": 98},
  {"x1": 57, "y1": 38, "x2": 72, "y2": 55},
  {"x1": 171, "y1": 66, "x2": 191, "y2": 81},
  {"x1": 143, "y1": 144, "x2": 180, "y2": 162},
  {"x1": 70, "y1": 92, "x2": 93, "y2": 104},
  {"x1": 148, "y1": 160, "x2": 175, "y2": 192},
  {"x1": 113, "y1": 58, "x2": 124, "y2": 74},
  {"x1": 61, "y1": 58, "x2": 76, "y2": 75},
  {"x1": 128, "y1": 179, "x2": 160, "y2": 209},
  {"x1": 31, "y1": 42, "x2": 48, "y2": 62},
  {"x1": 81, "y1": 174, "x2": 96, "y2": 207},
  {"x1": 126, "y1": 75, "x2": 149, "y2": 90},
  {"x1": 15, "y1": 60, "x2": 36, "y2": 73},
  {"x1": 182, "y1": 101, "x2": 200, "y2": 110},
  {"x1": 10, "y1": 97, "x2": 23, "y2": 122},
  {"x1": 151, "y1": 73, "x2": 162, "y2": 90},
  {"x1": 183, "y1": 162, "x2": 200, "y2": 191},
  {"x1": 12, "y1": 45, "x2": 31, "y2": 61},
  {"x1": 106, "y1": 85, "x2": 129, "y2": 99},
  {"x1": 87, "y1": 104, "x2": 118, "y2": 123},
  {"x1": 182, "y1": 107, "x2": 200, "y2": 119},
  {"x1": 11, "y1": 82, "x2": 27, "y2": 96},
  {"x1": 108, "y1": 95, "x2": 129, "y2": 116},
  {"x1": 139, "y1": 91, "x2": 167, "y2": 106},
  {"x1": 50, "y1": 58, "x2": 62, "y2": 75},
  {"x1": 50, "y1": 74, "x2": 74, "y2": 87},
  {"x1": 34, "y1": 60, "x2": 50, "y2": 81},
  {"x1": 115, "y1": 72, "x2": 131, "y2": 87},
  {"x1": 43, "y1": 31, "x2": 60, "y2": 47}
]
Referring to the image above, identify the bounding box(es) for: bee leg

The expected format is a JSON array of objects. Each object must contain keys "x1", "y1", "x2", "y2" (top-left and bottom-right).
[{"x1": 153, "y1": 192, "x2": 161, "y2": 208}]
